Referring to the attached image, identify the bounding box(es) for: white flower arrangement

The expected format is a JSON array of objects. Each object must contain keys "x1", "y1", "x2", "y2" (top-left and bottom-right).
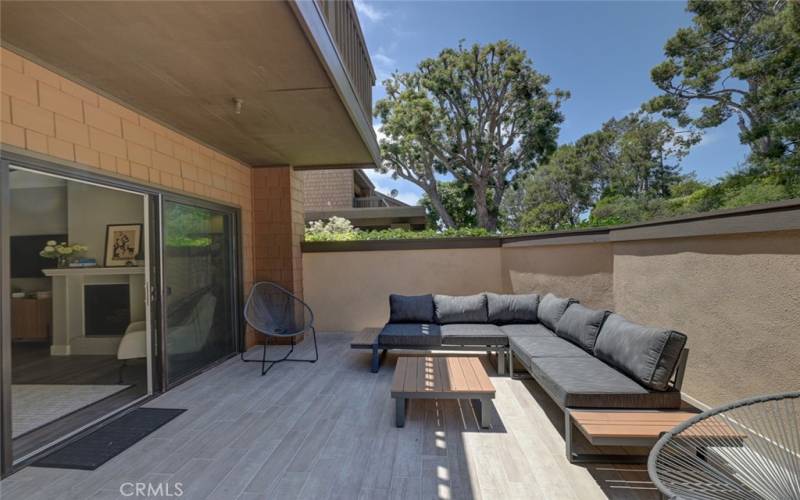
[{"x1": 39, "y1": 241, "x2": 88, "y2": 261}]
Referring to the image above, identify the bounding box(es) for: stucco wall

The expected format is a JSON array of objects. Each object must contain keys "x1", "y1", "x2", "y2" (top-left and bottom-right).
[
  {"x1": 302, "y1": 216, "x2": 800, "y2": 407},
  {"x1": 612, "y1": 230, "x2": 800, "y2": 407},
  {"x1": 303, "y1": 247, "x2": 504, "y2": 331},
  {"x1": 501, "y1": 243, "x2": 614, "y2": 311}
]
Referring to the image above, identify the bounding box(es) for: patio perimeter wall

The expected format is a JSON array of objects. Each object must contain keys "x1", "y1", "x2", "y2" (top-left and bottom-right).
[
  {"x1": 303, "y1": 244, "x2": 504, "y2": 331},
  {"x1": 302, "y1": 200, "x2": 800, "y2": 407}
]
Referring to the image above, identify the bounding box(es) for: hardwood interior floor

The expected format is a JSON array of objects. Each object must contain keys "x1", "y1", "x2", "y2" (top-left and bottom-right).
[
  {"x1": 1, "y1": 333, "x2": 659, "y2": 499},
  {"x1": 11, "y1": 342, "x2": 147, "y2": 459}
]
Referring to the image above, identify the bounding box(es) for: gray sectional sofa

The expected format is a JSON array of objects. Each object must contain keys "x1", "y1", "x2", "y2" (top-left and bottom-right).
[
  {"x1": 373, "y1": 293, "x2": 517, "y2": 374},
  {"x1": 370, "y1": 291, "x2": 690, "y2": 462},
  {"x1": 372, "y1": 291, "x2": 689, "y2": 409}
]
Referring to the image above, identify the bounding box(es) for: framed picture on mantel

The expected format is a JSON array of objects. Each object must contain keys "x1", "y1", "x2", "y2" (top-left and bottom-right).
[{"x1": 104, "y1": 224, "x2": 143, "y2": 267}]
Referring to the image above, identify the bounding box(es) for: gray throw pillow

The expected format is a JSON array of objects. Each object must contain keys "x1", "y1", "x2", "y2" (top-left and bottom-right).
[
  {"x1": 555, "y1": 304, "x2": 609, "y2": 352},
  {"x1": 389, "y1": 294, "x2": 434, "y2": 323},
  {"x1": 538, "y1": 293, "x2": 578, "y2": 331},
  {"x1": 433, "y1": 294, "x2": 488, "y2": 324},
  {"x1": 486, "y1": 293, "x2": 539, "y2": 324},
  {"x1": 593, "y1": 314, "x2": 687, "y2": 392}
]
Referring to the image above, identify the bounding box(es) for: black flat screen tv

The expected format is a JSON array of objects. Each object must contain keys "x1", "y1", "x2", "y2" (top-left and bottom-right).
[{"x1": 10, "y1": 234, "x2": 68, "y2": 278}]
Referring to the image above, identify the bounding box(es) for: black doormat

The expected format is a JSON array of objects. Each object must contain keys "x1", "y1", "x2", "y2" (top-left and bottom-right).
[{"x1": 33, "y1": 408, "x2": 186, "y2": 470}]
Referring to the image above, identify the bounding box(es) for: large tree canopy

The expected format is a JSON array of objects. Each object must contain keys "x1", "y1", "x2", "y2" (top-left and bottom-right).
[
  {"x1": 516, "y1": 145, "x2": 595, "y2": 230},
  {"x1": 506, "y1": 113, "x2": 698, "y2": 230},
  {"x1": 593, "y1": 113, "x2": 700, "y2": 198},
  {"x1": 375, "y1": 40, "x2": 567, "y2": 230},
  {"x1": 645, "y1": 0, "x2": 800, "y2": 168}
]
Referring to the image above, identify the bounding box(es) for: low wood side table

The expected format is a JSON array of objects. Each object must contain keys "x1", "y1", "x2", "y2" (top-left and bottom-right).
[
  {"x1": 565, "y1": 409, "x2": 741, "y2": 463},
  {"x1": 391, "y1": 356, "x2": 496, "y2": 428}
]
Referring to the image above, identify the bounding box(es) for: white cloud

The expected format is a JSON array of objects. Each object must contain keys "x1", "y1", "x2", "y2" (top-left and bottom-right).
[
  {"x1": 354, "y1": 0, "x2": 387, "y2": 23},
  {"x1": 373, "y1": 53, "x2": 395, "y2": 67}
]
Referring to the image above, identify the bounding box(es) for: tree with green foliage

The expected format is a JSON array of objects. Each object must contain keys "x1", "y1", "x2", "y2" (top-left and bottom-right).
[
  {"x1": 512, "y1": 145, "x2": 597, "y2": 230},
  {"x1": 645, "y1": 0, "x2": 800, "y2": 169},
  {"x1": 375, "y1": 72, "x2": 457, "y2": 228},
  {"x1": 419, "y1": 180, "x2": 478, "y2": 228},
  {"x1": 590, "y1": 113, "x2": 700, "y2": 198},
  {"x1": 376, "y1": 40, "x2": 568, "y2": 231},
  {"x1": 507, "y1": 113, "x2": 699, "y2": 229}
]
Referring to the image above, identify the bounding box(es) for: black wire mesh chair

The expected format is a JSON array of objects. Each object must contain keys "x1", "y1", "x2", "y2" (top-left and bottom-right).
[
  {"x1": 648, "y1": 391, "x2": 800, "y2": 499},
  {"x1": 240, "y1": 282, "x2": 318, "y2": 375}
]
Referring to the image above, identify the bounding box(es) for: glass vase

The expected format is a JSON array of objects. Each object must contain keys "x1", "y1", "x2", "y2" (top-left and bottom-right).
[{"x1": 57, "y1": 255, "x2": 70, "y2": 268}]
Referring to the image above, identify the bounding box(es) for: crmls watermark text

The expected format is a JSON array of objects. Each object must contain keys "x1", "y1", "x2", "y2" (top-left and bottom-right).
[{"x1": 119, "y1": 482, "x2": 184, "y2": 497}]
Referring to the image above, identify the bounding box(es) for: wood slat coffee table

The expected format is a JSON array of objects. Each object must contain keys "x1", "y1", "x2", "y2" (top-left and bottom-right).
[{"x1": 391, "y1": 356, "x2": 496, "y2": 428}]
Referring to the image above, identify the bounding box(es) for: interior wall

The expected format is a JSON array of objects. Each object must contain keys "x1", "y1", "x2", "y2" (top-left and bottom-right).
[
  {"x1": 66, "y1": 182, "x2": 144, "y2": 265},
  {"x1": 9, "y1": 186, "x2": 66, "y2": 236},
  {"x1": 9, "y1": 183, "x2": 67, "y2": 293}
]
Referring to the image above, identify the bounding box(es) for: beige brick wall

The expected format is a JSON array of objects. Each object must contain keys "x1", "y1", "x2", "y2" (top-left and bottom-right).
[
  {"x1": 303, "y1": 169, "x2": 354, "y2": 211},
  {"x1": 0, "y1": 47, "x2": 256, "y2": 308},
  {"x1": 250, "y1": 166, "x2": 305, "y2": 347}
]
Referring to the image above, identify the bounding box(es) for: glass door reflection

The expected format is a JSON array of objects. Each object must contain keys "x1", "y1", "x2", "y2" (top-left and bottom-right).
[{"x1": 162, "y1": 200, "x2": 235, "y2": 385}]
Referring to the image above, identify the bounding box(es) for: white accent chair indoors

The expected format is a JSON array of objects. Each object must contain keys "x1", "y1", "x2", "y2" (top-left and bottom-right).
[
  {"x1": 116, "y1": 291, "x2": 218, "y2": 382},
  {"x1": 117, "y1": 320, "x2": 147, "y2": 383}
]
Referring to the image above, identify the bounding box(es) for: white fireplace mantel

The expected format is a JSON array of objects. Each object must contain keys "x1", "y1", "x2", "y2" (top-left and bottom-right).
[
  {"x1": 44, "y1": 266, "x2": 146, "y2": 356},
  {"x1": 43, "y1": 266, "x2": 145, "y2": 277}
]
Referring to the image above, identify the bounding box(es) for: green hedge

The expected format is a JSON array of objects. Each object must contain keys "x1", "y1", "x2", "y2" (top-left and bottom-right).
[{"x1": 304, "y1": 226, "x2": 492, "y2": 242}]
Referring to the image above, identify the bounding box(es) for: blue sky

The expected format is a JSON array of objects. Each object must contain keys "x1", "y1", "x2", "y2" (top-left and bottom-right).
[{"x1": 355, "y1": 0, "x2": 750, "y2": 204}]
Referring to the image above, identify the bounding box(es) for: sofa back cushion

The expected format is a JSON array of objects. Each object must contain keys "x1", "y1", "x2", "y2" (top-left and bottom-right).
[
  {"x1": 486, "y1": 293, "x2": 539, "y2": 324},
  {"x1": 593, "y1": 314, "x2": 687, "y2": 392},
  {"x1": 434, "y1": 294, "x2": 488, "y2": 324},
  {"x1": 389, "y1": 294, "x2": 435, "y2": 323},
  {"x1": 538, "y1": 293, "x2": 577, "y2": 331},
  {"x1": 555, "y1": 304, "x2": 609, "y2": 352}
]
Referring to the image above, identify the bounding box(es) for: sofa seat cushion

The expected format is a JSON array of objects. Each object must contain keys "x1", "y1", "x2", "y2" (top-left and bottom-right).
[
  {"x1": 555, "y1": 304, "x2": 610, "y2": 352},
  {"x1": 511, "y1": 336, "x2": 591, "y2": 364},
  {"x1": 441, "y1": 323, "x2": 507, "y2": 346},
  {"x1": 486, "y1": 293, "x2": 539, "y2": 324},
  {"x1": 389, "y1": 294, "x2": 435, "y2": 323},
  {"x1": 500, "y1": 324, "x2": 556, "y2": 338},
  {"x1": 379, "y1": 323, "x2": 442, "y2": 347},
  {"x1": 529, "y1": 357, "x2": 683, "y2": 409},
  {"x1": 538, "y1": 293, "x2": 578, "y2": 331},
  {"x1": 434, "y1": 294, "x2": 488, "y2": 324},
  {"x1": 593, "y1": 314, "x2": 687, "y2": 392}
]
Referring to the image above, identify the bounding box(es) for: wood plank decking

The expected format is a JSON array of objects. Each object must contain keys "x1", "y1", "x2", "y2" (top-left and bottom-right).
[{"x1": 0, "y1": 333, "x2": 661, "y2": 499}]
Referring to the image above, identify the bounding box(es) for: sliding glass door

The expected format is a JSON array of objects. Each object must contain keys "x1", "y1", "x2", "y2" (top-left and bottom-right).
[
  {"x1": 0, "y1": 156, "x2": 159, "y2": 477},
  {"x1": 161, "y1": 199, "x2": 238, "y2": 386},
  {"x1": 0, "y1": 154, "x2": 242, "y2": 477}
]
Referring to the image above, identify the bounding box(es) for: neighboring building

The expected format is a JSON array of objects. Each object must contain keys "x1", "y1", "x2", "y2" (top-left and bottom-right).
[
  {"x1": 304, "y1": 168, "x2": 427, "y2": 230},
  {"x1": 0, "y1": 0, "x2": 378, "y2": 475}
]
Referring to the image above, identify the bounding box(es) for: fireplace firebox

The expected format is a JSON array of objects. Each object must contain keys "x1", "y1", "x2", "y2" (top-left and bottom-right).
[{"x1": 84, "y1": 284, "x2": 130, "y2": 336}]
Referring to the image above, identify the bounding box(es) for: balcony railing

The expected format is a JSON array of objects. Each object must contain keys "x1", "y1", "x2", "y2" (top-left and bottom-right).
[
  {"x1": 353, "y1": 196, "x2": 388, "y2": 208},
  {"x1": 315, "y1": 0, "x2": 375, "y2": 121}
]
